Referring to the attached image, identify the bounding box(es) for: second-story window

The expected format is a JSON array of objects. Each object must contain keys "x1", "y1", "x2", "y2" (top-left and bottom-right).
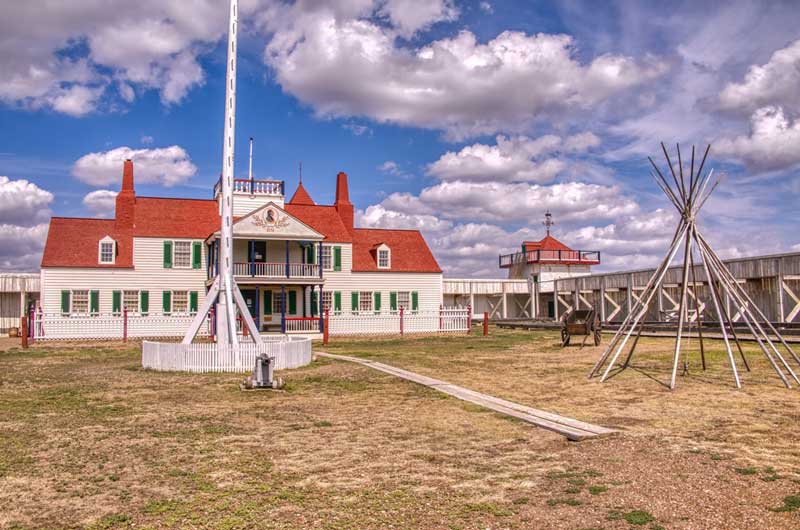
[
  {"x1": 173, "y1": 241, "x2": 192, "y2": 268},
  {"x1": 321, "y1": 245, "x2": 332, "y2": 270}
]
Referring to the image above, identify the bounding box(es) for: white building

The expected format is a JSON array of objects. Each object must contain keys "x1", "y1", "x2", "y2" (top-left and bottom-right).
[{"x1": 40, "y1": 160, "x2": 443, "y2": 334}]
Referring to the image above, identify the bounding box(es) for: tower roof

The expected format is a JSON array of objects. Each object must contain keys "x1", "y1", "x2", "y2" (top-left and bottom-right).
[{"x1": 288, "y1": 181, "x2": 315, "y2": 205}]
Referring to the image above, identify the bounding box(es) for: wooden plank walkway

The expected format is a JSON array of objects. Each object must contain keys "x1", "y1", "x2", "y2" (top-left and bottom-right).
[{"x1": 316, "y1": 352, "x2": 615, "y2": 441}]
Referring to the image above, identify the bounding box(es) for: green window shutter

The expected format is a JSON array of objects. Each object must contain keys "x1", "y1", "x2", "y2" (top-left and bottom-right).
[
  {"x1": 351, "y1": 292, "x2": 358, "y2": 311},
  {"x1": 310, "y1": 292, "x2": 317, "y2": 317},
  {"x1": 163, "y1": 240, "x2": 173, "y2": 268},
  {"x1": 374, "y1": 292, "x2": 381, "y2": 313},
  {"x1": 264, "y1": 290, "x2": 273, "y2": 315},
  {"x1": 189, "y1": 291, "x2": 198, "y2": 314},
  {"x1": 306, "y1": 245, "x2": 315, "y2": 264},
  {"x1": 192, "y1": 242, "x2": 201, "y2": 269},
  {"x1": 162, "y1": 291, "x2": 171, "y2": 315},
  {"x1": 112, "y1": 290, "x2": 121, "y2": 314},
  {"x1": 334, "y1": 291, "x2": 341, "y2": 312},
  {"x1": 90, "y1": 290, "x2": 99, "y2": 314},
  {"x1": 411, "y1": 291, "x2": 419, "y2": 311},
  {"x1": 390, "y1": 292, "x2": 397, "y2": 311},
  {"x1": 140, "y1": 291, "x2": 149, "y2": 315},
  {"x1": 288, "y1": 291, "x2": 297, "y2": 314},
  {"x1": 333, "y1": 246, "x2": 342, "y2": 271},
  {"x1": 61, "y1": 290, "x2": 70, "y2": 315}
]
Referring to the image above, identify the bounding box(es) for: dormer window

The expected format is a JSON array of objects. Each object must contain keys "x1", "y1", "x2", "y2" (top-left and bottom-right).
[
  {"x1": 99, "y1": 236, "x2": 116, "y2": 264},
  {"x1": 377, "y1": 244, "x2": 390, "y2": 269}
]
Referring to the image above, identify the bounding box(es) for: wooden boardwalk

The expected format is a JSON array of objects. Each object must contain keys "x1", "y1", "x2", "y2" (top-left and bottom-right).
[{"x1": 316, "y1": 352, "x2": 615, "y2": 441}]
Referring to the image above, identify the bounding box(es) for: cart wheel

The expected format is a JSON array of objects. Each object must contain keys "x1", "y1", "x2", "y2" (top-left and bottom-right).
[
  {"x1": 594, "y1": 328, "x2": 602, "y2": 346},
  {"x1": 561, "y1": 328, "x2": 570, "y2": 346}
]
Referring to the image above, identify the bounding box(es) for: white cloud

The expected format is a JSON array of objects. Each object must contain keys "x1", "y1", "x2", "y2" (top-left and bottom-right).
[
  {"x1": 716, "y1": 106, "x2": 800, "y2": 171},
  {"x1": 0, "y1": 223, "x2": 49, "y2": 271},
  {"x1": 342, "y1": 122, "x2": 372, "y2": 136},
  {"x1": 0, "y1": 176, "x2": 54, "y2": 225},
  {"x1": 427, "y1": 133, "x2": 598, "y2": 182},
  {"x1": 0, "y1": 175, "x2": 53, "y2": 271},
  {"x1": 82, "y1": 190, "x2": 118, "y2": 217},
  {"x1": 380, "y1": 180, "x2": 638, "y2": 223},
  {"x1": 140, "y1": 135, "x2": 154, "y2": 144},
  {"x1": 479, "y1": 2, "x2": 493, "y2": 14},
  {"x1": 72, "y1": 146, "x2": 197, "y2": 187},
  {"x1": 378, "y1": 0, "x2": 458, "y2": 37},
  {"x1": 261, "y1": 3, "x2": 667, "y2": 139},
  {"x1": 0, "y1": 0, "x2": 241, "y2": 115},
  {"x1": 719, "y1": 39, "x2": 800, "y2": 115}
]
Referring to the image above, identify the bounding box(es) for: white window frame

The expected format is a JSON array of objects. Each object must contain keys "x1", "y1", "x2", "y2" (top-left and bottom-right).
[
  {"x1": 123, "y1": 290, "x2": 139, "y2": 314},
  {"x1": 321, "y1": 245, "x2": 333, "y2": 271},
  {"x1": 172, "y1": 240, "x2": 192, "y2": 269},
  {"x1": 98, "y1": 236, "x2": 115, "y2": 265},
  {"x1": 358, "y1": 291, "x2": 373, "y2": 313},
  {"x1": 377, "y1": 244, "x2": 390, "y2": 269},
  {"x1": 71, "y1": 290, "x2": 90, "y2": 315},
  {"x1": 397, "y1": 291, "x2": 410, "y2": 311},
  {"x1": 172, "y1": 290, "x2": 189, "y2": 314},
  {"x1": 321, "y1": 291, "x2": 332, "y2": 312}
]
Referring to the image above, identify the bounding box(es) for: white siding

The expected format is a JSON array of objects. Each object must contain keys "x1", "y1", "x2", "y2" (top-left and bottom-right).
[
  {"x1": 41, "y1": 237, "x2": 207, "y2": 314},
  {"x1": 321, "y1": 243, "x2": 443, "y2": 311},
  {"x1": 230, "y1": 193, "x2": 284, "y2": 217}
]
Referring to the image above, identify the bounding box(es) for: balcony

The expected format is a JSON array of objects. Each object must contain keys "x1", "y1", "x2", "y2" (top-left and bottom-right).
[
  {"x1": 213, "y1": 178, "x2": 284, "y2": 198},
  {"x1": 233, "y1": 262, "x2": 321, "y2": 279},
  {"x1": 499, "y1": 249, "x2": 601, "y2": 268}
]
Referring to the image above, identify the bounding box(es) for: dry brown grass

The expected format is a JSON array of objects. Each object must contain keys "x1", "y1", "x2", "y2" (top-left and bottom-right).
[{"x1": 1, "y1": 329, "x2": 799, "y2": 529}]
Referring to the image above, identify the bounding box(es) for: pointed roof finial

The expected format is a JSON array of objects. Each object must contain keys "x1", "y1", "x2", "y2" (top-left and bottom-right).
[
  {"x1": 299, "y1": 161, "x2": 303, "y2": 184},
  {"x1": 543, "y1": 210, "x2": 554, "y2": 236}
]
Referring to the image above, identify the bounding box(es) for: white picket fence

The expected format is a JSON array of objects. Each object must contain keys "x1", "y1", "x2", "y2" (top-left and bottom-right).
[
  {"x1": 141, "y1": 336, "x2": 312, "y2": 373},
  {"x1": 31, "y1": 312, "x2": 210, "y2": 341},
  {"x1": 327, "y1": 308, "x2": 470, "y2": 336}
]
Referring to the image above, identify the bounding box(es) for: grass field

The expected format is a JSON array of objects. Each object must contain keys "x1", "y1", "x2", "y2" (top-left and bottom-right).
[{"x1": 2, "y1": 328, "x2": 800, "y2": 529}]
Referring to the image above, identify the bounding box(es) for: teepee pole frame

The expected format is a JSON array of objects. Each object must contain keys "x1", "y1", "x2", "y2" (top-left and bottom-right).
[{"x1": 590, "y1": 143, "x2": 800, "y2": 389}]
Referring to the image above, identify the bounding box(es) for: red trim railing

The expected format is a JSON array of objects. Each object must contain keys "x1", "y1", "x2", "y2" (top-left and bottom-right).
[{"x1": 499, "y1": 249, "x2": 600, "y2": 268}]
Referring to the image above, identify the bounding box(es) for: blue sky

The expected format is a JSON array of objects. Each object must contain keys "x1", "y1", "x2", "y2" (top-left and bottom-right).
[{"x1": 1, "y1": 0, "x2": 799, "y2": 276}]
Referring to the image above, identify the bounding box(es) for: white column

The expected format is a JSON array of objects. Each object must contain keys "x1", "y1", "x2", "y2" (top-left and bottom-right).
[
  {"x1": 777, "y1": 257, "x2": 785, "y2": 323},
  {"x1": 502, "y1": 283, "x2": 508, "y2": 319},
  {"x1": 599, "y1": 277, "x2": 606, "y2": 323}
]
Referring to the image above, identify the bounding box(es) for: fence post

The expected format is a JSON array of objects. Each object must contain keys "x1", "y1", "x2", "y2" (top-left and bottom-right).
[
  {"x1": 323, "y1": 309, "x2": 329, "y2": 345},
  {"x1": 439, "y1": 304, "x2": 443, "y2": 331},
  {"x1": 28, "y1": 308, "x2": 35, "y2": 344},
  {"x1": 123, "y1": 308, "x2": 128, "y2": 342},
  {"x1": 20, "y1": 316, "x2": 28, "y2": 349},
  {"x1": 467, "y1": 305, "x2": 472, "y2": 334},
  {"x1": 400, "y1": 306, "x2": 404, "y2": 336},
  {"x1": 210, "y1": 306, "x2": 216, "y2": 342},
  {"x1": 483, "y1": 311, "x2": 489, "y2": 336}
]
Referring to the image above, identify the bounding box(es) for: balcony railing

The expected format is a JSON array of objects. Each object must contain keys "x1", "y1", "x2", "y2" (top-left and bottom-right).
[
  {"x1": 499, "y1": 249, "x2": 601, "y2": 268},
  {"x1": 285, "y1": 317, "x2": 322, "y2": 333},
  {"x1": 213, "y1": 178, "x2": 284, "y2": 198},
  {"x1": 233, "y1": 262, "x2": 321, "y2": 279}
]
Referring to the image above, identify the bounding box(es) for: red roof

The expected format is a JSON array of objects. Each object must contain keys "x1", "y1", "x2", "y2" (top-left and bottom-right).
[
  {"x1": 288, "y1": 182, "x2": 315, "y2": 205},
  {"x1": 351, "y1": 229, "x2": 441, "y2": 273},
  {"x1": 283, "y1": 204, "x2": 352, "y2": 243},
  {"x1": 42, "y1": 218, "x2": 134, "y2": 268},
  {"x1": 524, "y1": 235, "x2": 574, "y2": 252},
  {"x1": 43, "y1": 190, "x2": 441, "y2": 273}
]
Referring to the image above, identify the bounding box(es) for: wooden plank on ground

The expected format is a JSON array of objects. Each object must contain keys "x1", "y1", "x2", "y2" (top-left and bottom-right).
[{"x1": 316, "y1": 352, "x2": 615, "y2": 441}]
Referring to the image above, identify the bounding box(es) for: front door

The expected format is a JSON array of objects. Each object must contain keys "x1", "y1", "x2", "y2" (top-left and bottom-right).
[
  {"x1": 252, "y1": 241, "x2": 267, "y2": 262},
  {"x1": 240, "y1": 289, "x2": 258, "y2": 329}
]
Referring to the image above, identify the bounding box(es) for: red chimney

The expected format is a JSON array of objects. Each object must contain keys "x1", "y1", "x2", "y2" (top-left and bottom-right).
[
  {"x1": 334, "y1": 171, "x2": 354, "y2": 232},
  {"x1": 115, "y1": 159, "x2": 136, "y2": 230}
]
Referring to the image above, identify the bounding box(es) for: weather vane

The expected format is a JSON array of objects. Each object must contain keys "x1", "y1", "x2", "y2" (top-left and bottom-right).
[{"x1": 543, "y1": 210, "x2": 554, "y2": 236}]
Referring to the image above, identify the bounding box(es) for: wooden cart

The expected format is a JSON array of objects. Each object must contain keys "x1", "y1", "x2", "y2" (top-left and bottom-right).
[{"x1": 561, "y1": 308, "x2": 602, "y2": 347}]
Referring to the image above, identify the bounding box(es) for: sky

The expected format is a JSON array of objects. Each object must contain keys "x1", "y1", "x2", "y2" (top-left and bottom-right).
[{"x1": 1, "y1": 0, "x2": 799, "y2": 277}]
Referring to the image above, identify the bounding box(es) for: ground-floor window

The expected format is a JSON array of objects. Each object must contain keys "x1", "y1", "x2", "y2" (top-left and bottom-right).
[
  {"x1": 359, "y1": 291, "x2": 373, "y2": 313},
  {"x1": 72, "y1": 290, "x2": 89, "y2": 315},
  {"x1": 123, "y1": 290, "x2": 139, "y2": 313},
  {"x1": 172, "y1": 290, "x2": 189, "y2": 314},
  {"x1": 397, "y1": 291, "x2": 410, "y2": 310},
  {"x1": 321, "y1": 291, "x2": 332, "y2": 312}
]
